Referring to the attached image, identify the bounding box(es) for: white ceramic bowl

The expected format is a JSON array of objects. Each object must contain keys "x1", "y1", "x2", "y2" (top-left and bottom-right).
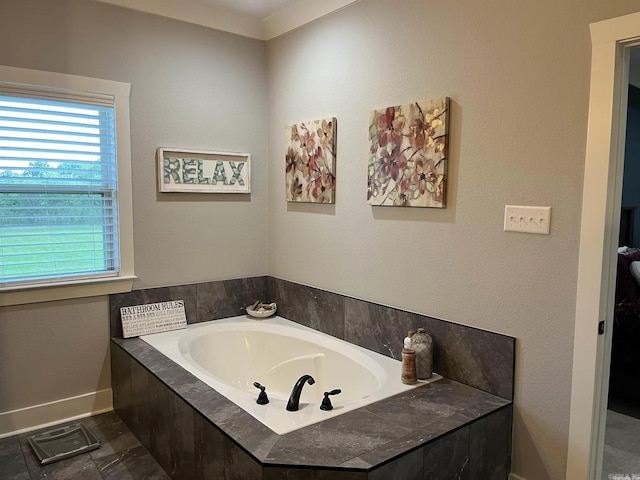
[{"x1": 246, "y1": 303, "x2": 277, "y2": 318}]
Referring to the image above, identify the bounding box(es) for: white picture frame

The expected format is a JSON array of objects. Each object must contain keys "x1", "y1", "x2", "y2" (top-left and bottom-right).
[{"x1": 157, "y1": 147, "x2": 251, "y2": 193}]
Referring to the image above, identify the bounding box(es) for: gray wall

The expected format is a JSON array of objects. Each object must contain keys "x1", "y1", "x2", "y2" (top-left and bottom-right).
[
  {"x1": 2, "y1": 0, "x2": 640, "y2": 479},
  {"x1": 0, "y1": 0, "x2": 267, "y2": 415},
  {"x1": 266, "y1": 1, "x2": 640, "y2": 479}
]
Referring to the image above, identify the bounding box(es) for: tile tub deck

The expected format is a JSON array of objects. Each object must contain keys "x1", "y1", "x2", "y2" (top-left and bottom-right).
[{"x1": 111, "y1": 335, "x2": 512, "y2": 479}]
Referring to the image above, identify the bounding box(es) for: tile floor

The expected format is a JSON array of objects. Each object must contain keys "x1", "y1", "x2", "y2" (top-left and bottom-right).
[
  {"x1": 602, "y1": 409, "x2": 640, "y2": 480},
  {"x1": 0, "y1": 411, "x2": 169, "y2": 480},
  {"x1": 9, "y1": 406, "x2": 631, "y2": 479}
]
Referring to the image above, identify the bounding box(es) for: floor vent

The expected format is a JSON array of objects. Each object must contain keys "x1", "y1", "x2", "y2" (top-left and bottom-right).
[{"x1": 27, "y1": 423, "x2": 101, "y2": 465}]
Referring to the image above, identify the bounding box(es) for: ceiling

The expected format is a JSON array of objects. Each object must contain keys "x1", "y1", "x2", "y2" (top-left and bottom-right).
[
  {"x1": 95, "y1": 0, "x2": 359, "y2": 40},
  {"x1": 189, "y1": 0, "x2": 300, "y2": 19}
]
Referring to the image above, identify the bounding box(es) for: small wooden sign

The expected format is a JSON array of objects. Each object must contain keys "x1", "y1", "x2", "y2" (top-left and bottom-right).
[
  {"x1": 157, "y1": 147, "x2": 251, "y2": 193},
  {"x1": 120, "y1": 300, "x2": 187, "y2": 338}
]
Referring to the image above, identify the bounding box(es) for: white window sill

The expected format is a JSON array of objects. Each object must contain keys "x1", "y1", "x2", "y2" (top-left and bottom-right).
[{"x1": 0, "y1": 276, "x2": 136, "y2": 307}]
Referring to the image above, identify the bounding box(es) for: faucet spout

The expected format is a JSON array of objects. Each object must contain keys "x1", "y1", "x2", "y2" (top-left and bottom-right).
[{"x1": 286, "y1": 375, "x2": 315, "y2": 411}]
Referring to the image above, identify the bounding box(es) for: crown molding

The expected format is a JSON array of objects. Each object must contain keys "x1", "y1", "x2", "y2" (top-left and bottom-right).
[
  {"x1": 94, "y1": 0, "x2": 360, "y2": 40},
  {"x1": 94, "y1": 0, "x2": 264, "y2": 39},
  {"x1": 263, "y1": 0, "x2": 360, "y2": 40}
]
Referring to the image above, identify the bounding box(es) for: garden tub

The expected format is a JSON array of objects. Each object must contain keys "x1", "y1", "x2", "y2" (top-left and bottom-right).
[{"x1": 140, "y1": 315, "x2": 440, "y2": 434}]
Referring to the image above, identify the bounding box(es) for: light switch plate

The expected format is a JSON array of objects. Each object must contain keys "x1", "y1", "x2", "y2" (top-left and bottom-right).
[{"x1": 504, "y1": 205, "x2": 551, "y2": 234}]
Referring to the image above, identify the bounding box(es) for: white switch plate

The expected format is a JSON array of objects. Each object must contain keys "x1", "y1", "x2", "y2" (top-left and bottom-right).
[{"x1": 504, "y1": 205, "x2": 551, "y2": 234}]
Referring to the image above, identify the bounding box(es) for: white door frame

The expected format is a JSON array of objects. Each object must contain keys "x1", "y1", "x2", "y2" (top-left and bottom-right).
[{"x1": 567, "y1": 12, "x2": 640, "y2": 480}]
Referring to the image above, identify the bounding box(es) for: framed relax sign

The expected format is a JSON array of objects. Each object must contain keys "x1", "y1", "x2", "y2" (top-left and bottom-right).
[{"x1": 157, "y1": 147, "x2": 251, "y2": 193}]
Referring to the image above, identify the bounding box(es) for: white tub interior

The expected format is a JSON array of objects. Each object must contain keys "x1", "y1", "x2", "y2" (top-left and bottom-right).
[{"x1": 140, "y1": 315, "x2": 440, "y2": 434}]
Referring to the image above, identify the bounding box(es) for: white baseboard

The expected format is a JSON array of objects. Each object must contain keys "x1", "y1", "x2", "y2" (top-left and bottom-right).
[
  {"x1": 510, "y1": 474, "x2": 528, "y2": 480},
  {"x1": 0, "y1": 389, "x2": 112, "y2": 438}
]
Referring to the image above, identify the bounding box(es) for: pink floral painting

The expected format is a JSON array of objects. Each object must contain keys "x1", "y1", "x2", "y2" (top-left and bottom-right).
[
  {"x1": 368, "y1": 98, "x2": 449, "y2": 208},
  {"x1": 286, "y1": 118, "x2": 336, "y2": 203}
]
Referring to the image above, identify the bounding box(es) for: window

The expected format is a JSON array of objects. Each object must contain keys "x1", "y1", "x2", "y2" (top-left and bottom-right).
[
  {"x1": 1, "y1": 96, "x2": 118, "y2": 283},
  {"x1": 0, "y1": 66, "x2": 134, "y2": 306}
]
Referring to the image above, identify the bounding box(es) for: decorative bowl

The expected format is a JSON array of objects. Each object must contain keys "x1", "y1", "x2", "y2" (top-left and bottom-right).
[{"x1": 246, "y1": 302, "x2": 277, "y2": 318}]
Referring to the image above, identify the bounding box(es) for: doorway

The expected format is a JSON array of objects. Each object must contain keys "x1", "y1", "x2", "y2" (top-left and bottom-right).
[
  {"x1": 567, "y1": 12, "x2": 640, "y2": 480},
  {"x1": 601, "y1": 45, "x2": 640, "y2": 479}
]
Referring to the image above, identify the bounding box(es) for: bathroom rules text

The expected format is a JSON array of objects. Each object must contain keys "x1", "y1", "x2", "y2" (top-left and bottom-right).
[{"x1": 120, "y1": 300, "x2": 187, "y2": 338}]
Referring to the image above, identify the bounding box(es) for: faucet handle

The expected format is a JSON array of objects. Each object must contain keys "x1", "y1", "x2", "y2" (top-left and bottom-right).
[
  {"x1": 320, "y1": 389, "x2": 341, "y2": 411},
  {"x1": 253, "y1": 382, "x2": 269, "y2": 405}
]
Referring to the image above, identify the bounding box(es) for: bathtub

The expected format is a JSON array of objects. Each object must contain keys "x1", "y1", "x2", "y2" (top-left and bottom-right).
[{"x1": 140, "y1": 315, "x2": 440, "y2": 434}]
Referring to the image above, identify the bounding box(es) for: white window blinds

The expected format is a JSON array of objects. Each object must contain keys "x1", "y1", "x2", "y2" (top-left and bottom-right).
[{"x1": 0, "y1": 91, "x2": 120, "y2": 286}]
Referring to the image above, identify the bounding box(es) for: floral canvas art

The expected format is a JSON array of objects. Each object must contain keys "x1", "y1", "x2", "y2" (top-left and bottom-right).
[
  {"x1": 286, "y1": 118, "x2": 336, "y2": 203},
  {"x1": 368, "y1": 98, "x2": 449, "y2": 207}
]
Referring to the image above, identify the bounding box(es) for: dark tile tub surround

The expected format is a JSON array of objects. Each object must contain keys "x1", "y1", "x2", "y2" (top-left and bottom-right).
[
  {"x1": 110, "y1": 275, "x2": 515, "y2": 400},
  {"x1": 111, "y1": 336, "x2": 513, "y2": 479},
  {"x1": 109, "y1": 275, "x2": 514, "y2": 479},
  {"x1": 268, "y1": 277, "x2": 515, "y2": 400},
  {"x1": 266, "y1": 277, "x2": 346, "y2": 339},
  {"x1": 109, "y1": 276, "x2": 267, "y2": 338}
]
